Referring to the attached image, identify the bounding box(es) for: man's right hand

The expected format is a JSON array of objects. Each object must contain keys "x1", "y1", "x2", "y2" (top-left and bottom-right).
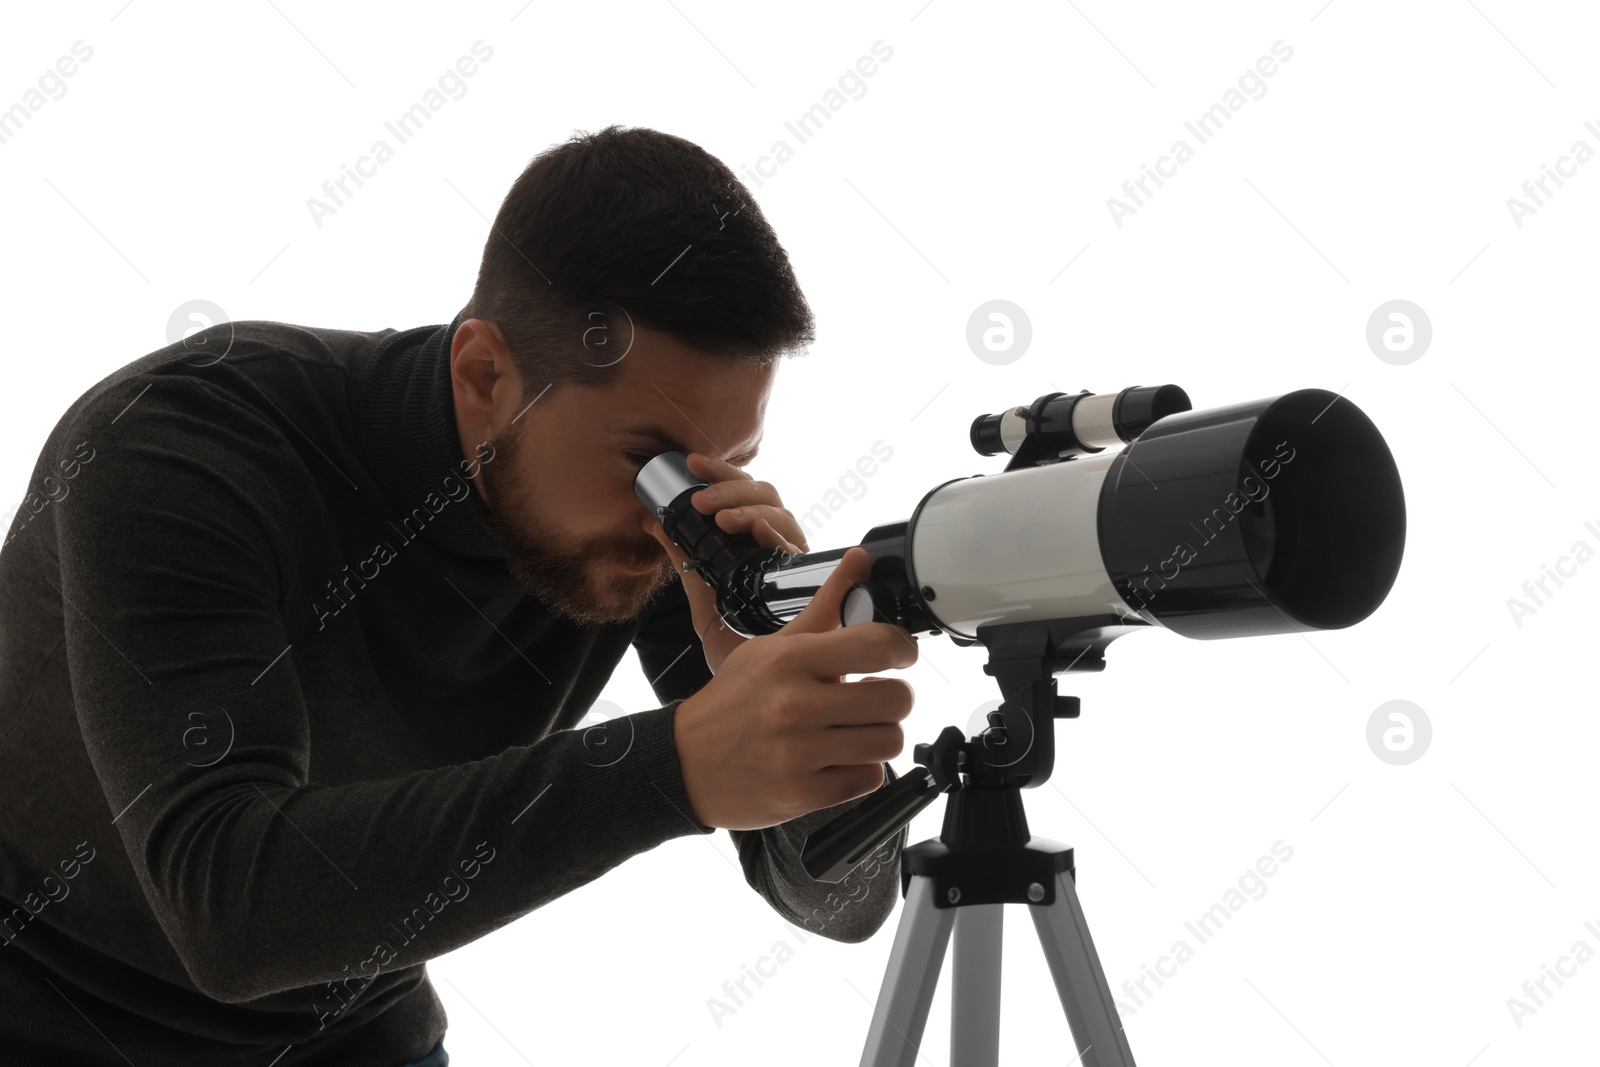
[{"x1": 673, "y1": 547, "x2": 918, "y2": 831}]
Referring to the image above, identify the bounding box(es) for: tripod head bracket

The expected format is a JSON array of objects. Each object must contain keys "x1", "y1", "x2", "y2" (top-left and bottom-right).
[{"x1": 801, "y1": 615, "x2": 1133, "y2": 883}]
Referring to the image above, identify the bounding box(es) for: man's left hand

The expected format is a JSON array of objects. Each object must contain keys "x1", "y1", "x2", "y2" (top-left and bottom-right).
[{"x1": 644, "y1": 451, "x2": 810, "y2": 675}]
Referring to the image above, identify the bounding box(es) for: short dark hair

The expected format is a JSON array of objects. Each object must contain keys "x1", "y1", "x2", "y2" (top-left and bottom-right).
[{"x1": 460, "y1": 125, "x2": 815, "y2": 392}]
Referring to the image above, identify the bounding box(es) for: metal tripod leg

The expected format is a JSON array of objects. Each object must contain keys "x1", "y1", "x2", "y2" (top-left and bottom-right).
[
  {"x1": 1029, "y1": 869, "x2": 1136, "y2": 1067},
  {"x1": 860, "y1": 876, "x2": 954, "y2": 1067},
  {"x1": 951, "y1": 903, "x2": 1004, "y2": 1065},
  {"x1": 862, "y1": 868, "x2": 1135, "y2": 1067}
]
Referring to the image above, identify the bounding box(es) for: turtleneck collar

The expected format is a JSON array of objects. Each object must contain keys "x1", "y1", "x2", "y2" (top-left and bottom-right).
[{"x1": 357, "y1": 313, "x2": 510, "y2": 562}]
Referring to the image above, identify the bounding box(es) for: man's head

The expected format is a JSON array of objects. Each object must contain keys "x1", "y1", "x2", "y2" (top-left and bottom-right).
[{"x1": 449, "y1": 126, "x2": 814, "y2": 625}]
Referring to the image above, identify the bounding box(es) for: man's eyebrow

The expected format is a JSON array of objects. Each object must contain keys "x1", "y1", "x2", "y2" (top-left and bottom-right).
[{"x1": 620, "y1": 426, "x2": 760, "y2": 464}]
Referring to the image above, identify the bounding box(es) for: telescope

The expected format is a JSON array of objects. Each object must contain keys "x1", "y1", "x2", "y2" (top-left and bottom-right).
[
  {"x1": 634, "y1": 385, "x2": 1405, "y2": 1067},
  {"x1": 635, "y1": 384, "x2": 1402, "y2": 648}
]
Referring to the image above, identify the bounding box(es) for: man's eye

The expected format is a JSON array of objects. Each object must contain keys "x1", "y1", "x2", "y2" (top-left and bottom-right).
[{"x1": 625, "y1": 453, "x2": 653, "y2": 467}]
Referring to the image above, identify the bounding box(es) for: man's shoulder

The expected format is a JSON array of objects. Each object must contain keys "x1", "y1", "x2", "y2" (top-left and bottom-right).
[
  {"x1": 63, "y1": 318, "x2": 439, "y2": 437},
  {"x1": 114, "y1": 317, "x2": 429, "y2": 384}
]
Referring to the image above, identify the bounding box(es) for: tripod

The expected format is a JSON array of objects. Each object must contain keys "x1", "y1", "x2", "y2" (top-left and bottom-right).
[
  {"x1": 861, "y1": 775, "x2": 1131, "y2": 1067},
  {"x1": 803, "y1": 615, "x2": 1144, "y2": 1067}
]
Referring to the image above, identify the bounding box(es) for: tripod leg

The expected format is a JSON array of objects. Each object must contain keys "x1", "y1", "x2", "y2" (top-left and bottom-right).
[
  {"x1": 861, "y1": 876, "x2": 956, "y2": 1067},
  {"x1": 950, "y1": 903, "x2": 1003, "y2": 1067},
  {"x1": 1029, "y1": 871, "x2": 1137, "y2": 1067}
]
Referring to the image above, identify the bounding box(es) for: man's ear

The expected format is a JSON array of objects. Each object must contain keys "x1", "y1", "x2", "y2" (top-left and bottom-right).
[{"x1": 450, "y1": 319, "x2": 512, "y2": 424}]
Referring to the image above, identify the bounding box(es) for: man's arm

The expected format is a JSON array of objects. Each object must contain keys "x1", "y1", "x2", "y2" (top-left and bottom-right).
[
  {"x1": 54, "y1": 374, "x2": 712, "y2": 1004},
  {"x1": 631, "y1": 576, "x2": 907, "y2": 942}
]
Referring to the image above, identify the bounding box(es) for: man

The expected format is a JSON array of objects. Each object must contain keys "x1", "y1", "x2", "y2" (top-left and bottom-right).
[{"x1": 0, "y1": 125, "x2": 915, "y2": 1066}]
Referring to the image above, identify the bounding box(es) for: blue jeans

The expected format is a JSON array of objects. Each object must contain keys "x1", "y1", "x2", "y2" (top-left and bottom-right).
[{"x1": 398, "y1": 1036, "x2": 448, "y2": 1067}]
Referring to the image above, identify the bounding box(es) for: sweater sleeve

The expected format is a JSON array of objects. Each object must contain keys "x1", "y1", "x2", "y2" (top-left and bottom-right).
[
  {"x1": 53, "y1": 375, "x2": 712, "y2": 1005},
  {"x1": 631, "y1": 567, "x2": 906, "y2": 943}
]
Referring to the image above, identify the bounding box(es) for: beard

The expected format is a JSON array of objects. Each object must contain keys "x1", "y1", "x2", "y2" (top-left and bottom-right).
[{"x1": 476, "y1": 421, "x2": 677, "y2": 626}]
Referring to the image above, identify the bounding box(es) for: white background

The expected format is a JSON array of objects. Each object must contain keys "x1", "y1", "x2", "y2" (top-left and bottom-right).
[{"x1": 3, "y1": 2, "x2": 1597, "y2": 1065}]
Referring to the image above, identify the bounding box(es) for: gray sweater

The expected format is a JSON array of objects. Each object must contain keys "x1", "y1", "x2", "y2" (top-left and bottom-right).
[{"x1": 0, "y1": 316, "x2": 904, "y2": 1066}]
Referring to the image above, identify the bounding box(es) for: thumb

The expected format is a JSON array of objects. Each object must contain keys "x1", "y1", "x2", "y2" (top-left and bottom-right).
[
  {"x1": 645, "y1": 517, "x2": 687, "y2": 571},
  {"x1": 646, "y1": 519, "x2": 714, "y2": 604},
  {"x1": 779, "y1": 546, "x2": 872, "y2": 636}
]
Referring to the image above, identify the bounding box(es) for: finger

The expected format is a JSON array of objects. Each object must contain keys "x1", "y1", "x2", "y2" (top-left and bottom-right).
[
  {"x1": 742, "y1": 515, "x2": 801, "y2": 554},
  {"x1": 645, "y1": 520, "x2": 713, "y2": 599},
  {"x1": 803, "y1": 677, "x2": 916, "y2": 728},
  {"x1": 779, "y1": 546, "x2": 871, "y2": 636},
  {"x1": 691, "y1": 477, "x2": 777, "y2": 514},
  {"x1": 807, "y1": 763, "x2": 896, "y2": 808},
  {"x1": 718, "y1": 509, "x2": 806, "y2": 553},
  {"x1": 784, "y1": 716, "x2": 902, "y2": 777},
  {"x1": 789, "y1": 622, "x2": 921, "y2": 678},
  {"x1": 809, "y1": 722, "x2": 907, "y2": 769},
  {"x1": 686, "y1": 451, "x2": 754, "y2": 489},
  {"x1": 645, "y1": 518, "x2": 688, "y2": 570},
  {"x1": 692, "y1": 486, "x2": 780, "y2": 523},
  {"x1": 764, "y1": 516, "x2": 807, "y2": 554}
]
